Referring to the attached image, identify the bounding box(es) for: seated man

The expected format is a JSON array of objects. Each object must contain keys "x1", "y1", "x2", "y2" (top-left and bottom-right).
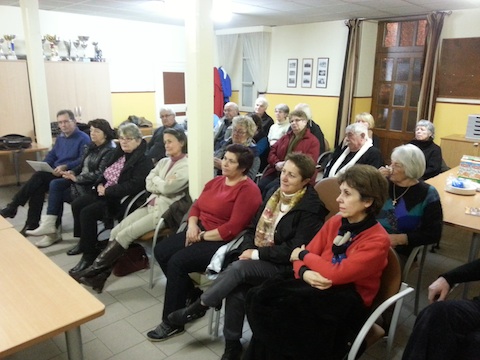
[
  {"x1": 0, "y1": 109, "x2": 90, "y2": 235},
  {"x1": 402, "y1": 259, "x2": 480, "y2": 360},
  {"x1": 146, "y1": 106, "x2": 185, "y2": 163},
  {"x1": 214, "y1": 102, "x2": 239, "y2": 151}
]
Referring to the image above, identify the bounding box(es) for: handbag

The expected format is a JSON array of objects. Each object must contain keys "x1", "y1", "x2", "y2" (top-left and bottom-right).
[
  {"x1": 0, "y1": 134, "x2": 32, "y2": 150},
  {"x1": 112, "y1": 243, "x2": 149, "y2": 277}
]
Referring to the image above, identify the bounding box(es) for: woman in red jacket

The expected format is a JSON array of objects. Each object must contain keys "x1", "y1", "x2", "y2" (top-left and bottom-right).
[{"x1": 257, "y1": 109, "x2": 320, "y2": 198}]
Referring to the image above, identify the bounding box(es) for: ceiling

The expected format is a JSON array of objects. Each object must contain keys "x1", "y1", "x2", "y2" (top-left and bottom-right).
[{"x1": 0, "y1": 0, "x2": 479, "y2": 29}]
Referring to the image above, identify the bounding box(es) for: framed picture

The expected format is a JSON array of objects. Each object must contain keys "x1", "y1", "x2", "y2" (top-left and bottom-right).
[
  {"x1": 316, "y1": 57, "x2": 329, "y2": 88},
  {"x1": 287, "y1": 59, "x2": 298, "y2": 88},
  {"x1": 301, "y1": 58, "x2": 313, "y2": 88}
]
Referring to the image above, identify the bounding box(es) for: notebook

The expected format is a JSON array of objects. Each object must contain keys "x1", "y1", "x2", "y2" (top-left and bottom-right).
[{"x1": 26, "y1": 160, "x2": 54, "y2": 173}]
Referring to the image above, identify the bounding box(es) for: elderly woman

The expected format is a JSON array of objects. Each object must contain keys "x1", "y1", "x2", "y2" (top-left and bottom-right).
[
  {"x1": 244, "y1": 165, "x2": 390, "y2": 360},
  {"x1": 167, "y1": 153, "x2": 328, "y2": 359},
  {"x1": 267, "y1": 103, "x2": 290, "y2": 146},
  {"x1": 294, "y1": 103, "x2": 326, "y2": 154},
  {"x1": 214, "y1": 115, "x2": 260, "y2": 180},
  {"x1": 74, "y1": 129, "x2": 189, "y2": 293},
  {"x1": 409, "y1": 119, "x2": 442, "y2": 180},
  {"x1": 69, "y1": 123, "x2": 152, "y2": 277},
  {"x1": 355, "y1": 112, "x2": 380, "y2": 149},
  {"x1": 27, "y1": 119, "x2": 116, "y2": 248},
  {"x1": 254, "y1": 97, "x2": 274, "y2": 134},
  {"x1": 323, "y1": 122, "x2": 383, "y2": 178},
  {"x1": 258, "y1": 110, "x2": 320, "y2": 197},
  {"x1": 146, "y1": 144, "x2": 262, "y2": 342},
  {"x1": 377, "y1": 144, "x2": 443, "y2": 257}
]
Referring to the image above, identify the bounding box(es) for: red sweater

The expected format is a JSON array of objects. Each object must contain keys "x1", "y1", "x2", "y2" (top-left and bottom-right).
[
  {"x1": 293, "y1": 215, "x2": 390, "y2": 307},
  {"x1": 189, "y1": 176, "x2": 262, "y2": 241}
]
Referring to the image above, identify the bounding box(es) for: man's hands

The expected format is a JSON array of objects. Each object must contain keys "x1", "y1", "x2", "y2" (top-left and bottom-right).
[
  {"x1": 52, "y1": 164, "x2": 67, "y2": 177},
  {"x1": 428, "y1": 276, "x2": 451, "y2": 303}
]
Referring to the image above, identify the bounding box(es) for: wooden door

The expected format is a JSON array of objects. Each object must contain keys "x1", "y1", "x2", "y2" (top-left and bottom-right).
[{"x1": 371, "y1": 20, "x2": 427, "y2": 162}]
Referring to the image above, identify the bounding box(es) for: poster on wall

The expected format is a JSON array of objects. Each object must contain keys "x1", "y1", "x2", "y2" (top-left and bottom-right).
[
  {"x1": 316, "y1": 57, "x2": 329, "y2": 88},
  {"x1": 301, "y1": 58, "x2": 313, "y2": 88},
  {"x1": 287, "y1": 59, "x2": 298, "y2": 88}
]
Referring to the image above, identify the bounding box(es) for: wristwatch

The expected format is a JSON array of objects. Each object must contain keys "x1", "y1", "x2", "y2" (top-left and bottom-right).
[{"x1": 199, "y1": 231, "x2": 206, "y2": 241}]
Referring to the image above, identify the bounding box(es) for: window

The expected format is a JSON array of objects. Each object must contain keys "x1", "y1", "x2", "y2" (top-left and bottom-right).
[{"x1": 240, "y1": 55, "x2": 256, "y2": 111}]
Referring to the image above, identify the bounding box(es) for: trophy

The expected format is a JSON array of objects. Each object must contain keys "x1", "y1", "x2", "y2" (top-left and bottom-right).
[
  {"x1": 3, "y1": 35, "x2": 17, "y2": 60},
  {"x1": 64, "y1": 40, "x2": 72, "y2": 61},
  {"x1": 92, "y1": 41, "x2": 103, "y2": 62},
  {"x1": 0, "y1": 38, "x2": 5, "y2": 60},
  {"x1": 78, "y1": 35, "x2": 89, "y2": 61},
  {"x1": 73, "y1": 39, "x2": 80, "y2": 61},
  {"x1": 45, "y1": 34, "x2": 61, "y2": 61}
]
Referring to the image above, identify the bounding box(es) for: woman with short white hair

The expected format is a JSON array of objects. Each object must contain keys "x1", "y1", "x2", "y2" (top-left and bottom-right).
[
  {"x1": 409, "y1": 119, "x2": 442, "y2": 180},
  {"x1": 254, "y1": 97, "x2": 274, "y2": 134}
]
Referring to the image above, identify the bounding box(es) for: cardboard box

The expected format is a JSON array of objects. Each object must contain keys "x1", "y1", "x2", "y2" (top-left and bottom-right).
[{"x1": 458, "y1": 155, "x2": 480, "y2": 183}]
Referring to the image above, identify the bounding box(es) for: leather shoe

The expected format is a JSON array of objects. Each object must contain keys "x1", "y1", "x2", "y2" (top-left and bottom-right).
[
  {"x1": 19, "y1": 224, "x2": 39, "y2": 236},
  {"x1": 69, "y1": 255, "x2": 96, "y2": 280},
  {"x1": 0, "y1": 205, "x2": 17, "y2": 218},
  {"x1": 221, "y1": 340, "x2": 243, "y2": 360},
  {"x1": 67, "y1": 243, "x2": 82, "y2": 256},
  {"x1": 168, "y1": 299, "x2": 208, "y2": 326},
  {"x1": 146, "y1": 322, "x2": 184, "y2": 342}
]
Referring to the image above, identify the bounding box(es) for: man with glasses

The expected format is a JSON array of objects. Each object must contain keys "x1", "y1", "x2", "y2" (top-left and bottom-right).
[
  {"x1": 214, "y1": 102, "x2": 239, "y2": 151},
  {"x1": 146, "y1": 106, "x2": 185, "y2": 163},
  {"x1": 0, "y1": 109, "x2": 90, "y2": 236}
]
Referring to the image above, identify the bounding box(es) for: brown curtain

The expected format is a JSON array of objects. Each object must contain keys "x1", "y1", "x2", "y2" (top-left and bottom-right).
[
  {"x1": 335, "y1": 19, "x2": 361, "y2": 147},
  {"x1": 417, "y1": 11, "x2": 448, "y2": 122}
]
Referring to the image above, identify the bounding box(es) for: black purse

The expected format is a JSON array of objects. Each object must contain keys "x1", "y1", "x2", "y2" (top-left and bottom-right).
[{"x1": 0, "y1": 134, "x2": 32, "y2": 150}]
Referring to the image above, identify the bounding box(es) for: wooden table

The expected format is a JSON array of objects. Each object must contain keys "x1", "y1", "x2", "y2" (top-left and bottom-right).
[
  {"x1": 0, "y1": 143, "x2": 49, "y2": 185},
  {"x1": 0, "y1": 216, "x2": 13, "y2": 230},
  {"x1": 426, "y1": 167, "x2": 480, "y2": 296},
  {"x1": 0, "y1": 228, "x2": 105, "y2": 359}
]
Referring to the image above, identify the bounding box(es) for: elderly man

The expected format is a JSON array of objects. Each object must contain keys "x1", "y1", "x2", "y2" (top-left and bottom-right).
[
  {"x1": 214, "y1": 102, "x2": 239, "y2": 151},
  {"x1": 254, "y1": 97, "x2": 274, "y2": 135},
  {"x1": 146, "y1": 107, "x2": 185, "y2": 163},
  {"x1": 0, "y1": 109, "x2": 90, "y2": 235}
]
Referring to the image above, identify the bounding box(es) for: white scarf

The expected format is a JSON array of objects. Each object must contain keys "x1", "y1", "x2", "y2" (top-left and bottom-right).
[{"x1": 327, "y1": 138, "x2": 373, "y2": 177}]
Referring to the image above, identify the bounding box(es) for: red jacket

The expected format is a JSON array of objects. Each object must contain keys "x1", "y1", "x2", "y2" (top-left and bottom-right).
[{"x1": 263, "y1": 128, "x2": 320, "y2": 182}]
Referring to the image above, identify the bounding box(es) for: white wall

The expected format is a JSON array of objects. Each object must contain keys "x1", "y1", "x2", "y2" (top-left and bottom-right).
[
  {"x1": 355, "y1": 21, "x2": 378, "y2": 97},
  {"x1": 442, "y1": 8, "x2": 480, "y2": 39}
]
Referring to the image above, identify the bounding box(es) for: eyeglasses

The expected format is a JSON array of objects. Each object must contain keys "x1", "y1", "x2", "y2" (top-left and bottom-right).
[
  {"x1": 289, "y1": 118, "x2": 305, "y2": 124},
  {"x1": 160, "y1": 114, "x2": 174, "y2": 118},
  {"x1": 57, "y1": 120, "x2": 72, "y2": 125},
  {"x1": 232, "y1": 128, "x2": 247, "y2": 135},
  {"x1": 118, "y1": 137, "x2": 136, "y2": 142}
]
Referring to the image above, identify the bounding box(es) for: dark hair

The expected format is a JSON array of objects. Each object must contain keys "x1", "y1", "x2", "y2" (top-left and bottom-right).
[
  {"x1": 285, "y1": 152, "x2": 315, "y2": 180},
  {"x1": 163, "y1": 128, "x2": 188, "y2": 153},
  {"x1": 337, "y1": 164, "x2": 388, "y2": 216},
  {"x1": 225, "y1": 144, "x2": 254, "y2": 175},
  {"x1": 56, "y1": 109, "x2": 75, "y2": 121},
  {"x1": 88, "y1": 119, "x2": 115, "y2": 141},
  {"x1": 248, "y1": 112, "x2": 263, "y2": 131}
]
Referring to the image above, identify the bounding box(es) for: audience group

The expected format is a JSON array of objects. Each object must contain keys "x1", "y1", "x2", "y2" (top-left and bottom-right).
[{"x1": 4, "y1": 101, "x2": 471, "y2": 360}]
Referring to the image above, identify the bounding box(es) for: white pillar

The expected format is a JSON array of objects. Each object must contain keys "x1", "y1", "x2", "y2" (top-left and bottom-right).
[
  {"x1": 19, "y1": 0, "x2": 52, "y2": 148},
  {"x1": 185, "y1": 0, "x2": 215, "y2": 198}
]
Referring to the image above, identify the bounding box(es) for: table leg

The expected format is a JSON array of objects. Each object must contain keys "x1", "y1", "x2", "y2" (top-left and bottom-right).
[
  {"x1": 463, "y1": 232, "x2": 480, "y2": 298},
  {"x1": 65, "y1": 327, "x2": 83, "y2": 360},
  {"x1": 12, "y1": 151, "x2": 20, "y2": 186}
]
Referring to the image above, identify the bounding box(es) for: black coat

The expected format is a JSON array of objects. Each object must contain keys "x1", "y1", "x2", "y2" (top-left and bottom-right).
[
  {"x1": 409, "y1": 139, "x2": 442, "y2": 180},
  {"x1": 241, "y1": 185, "x2": 328, "y2": 265},
  {"x1": 71, "y1": 141, "x2": 115, "y2": 186}
]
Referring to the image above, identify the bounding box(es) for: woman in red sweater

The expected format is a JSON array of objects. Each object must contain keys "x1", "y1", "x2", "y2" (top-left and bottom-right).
[
  {"x1": 245, "y1": 164, "x2": 390, "y2": 360},
  {"x1": 147, "y1": 144, "x2": 262, "y2": 342}
]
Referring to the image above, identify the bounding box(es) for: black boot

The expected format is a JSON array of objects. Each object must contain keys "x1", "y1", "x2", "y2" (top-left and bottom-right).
[
  {"x1": 221, "y1": 340, "x2": 243, "y2": 360},
  {"x1": 69, "y1": 253, "x2": 98, "y2": 280},
  {"x1": 168, "y1": 298, "x2": 209, "y2": 326},
  {"x1": 19, "y1": 223, "x2": 39, "y2": 236},
  {"x1": 79, "y1": 268, "x2": 112, "y2": 293},
  {"x1": 75, "y1": 240, "x2": 125, "y2": 279},
  {"x1": 0, "y1": 204, "x2": 17, "y2": 218},
  {"x1": 66, "y1": 242, "x2": 82, "y2": 256}
]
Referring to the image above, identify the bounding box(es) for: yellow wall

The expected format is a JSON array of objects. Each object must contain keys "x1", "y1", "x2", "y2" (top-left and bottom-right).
[
  {"x1": 351, "y1": 97, "x2": 373, "y2": 123},
  {"x1": 111, "y1": 92, "x2": 157, "y2": 127},
  {"x1": 434, "y1": 102, "x2": 480, "y2": 143}
]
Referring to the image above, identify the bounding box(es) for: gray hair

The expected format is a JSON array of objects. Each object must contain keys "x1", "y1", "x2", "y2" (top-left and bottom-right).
[
  {"x1": 255, "y1": 97, "x2": 269, "y2": 108},
  {"x1": 118, "y1": 123, "x2": 142, "y2": 140},
  {"x1": 345, "y1": 122, "x2": 369, "y2": 138},
  {"x1": 232, "y1": 115, "x2": 257, "y2": 138},
  {"x1": 294, "y1": 103, "x2": 312, "y2": 120},
  {"x1": 391, "y1": 144, "x2": 426, "y2": 180},
  {"x1": 355, "y1": 112, "x2": 375, "y2": 130},
  {"x1": 159, "y1": 106, "x2": 176, "y2": 117},
  {"x1": 275, "y1": 103, "x2": 290, "y2": 114},
  {"x1": 224, "y1": 102, "x2": 239, "y2": 113},
  {"x1": 416, "y1": 119, "x2": 435, "y2": 139}
]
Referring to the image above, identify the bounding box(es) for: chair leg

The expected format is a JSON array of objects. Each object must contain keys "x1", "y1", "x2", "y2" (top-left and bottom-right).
[
  {"x1": 414, "y1": 246, "x2": 428, "y2": 315},
  {"x1": 207, "y1": 303, "x2": 222, "y2": 339},
  {"x1": 149, "y1": 232, "x2": 158, "y2": 289}
]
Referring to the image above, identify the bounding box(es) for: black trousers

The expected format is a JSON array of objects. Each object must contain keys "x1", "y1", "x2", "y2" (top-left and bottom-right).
[
  {"x1": 153, "y1": 231, "x2": 224, "y2": 321},
  {"x1": 10, "y1": 171, "x2": 57, "y2": 227},
  {"x1": 402, "y1": 299, "x2": 480, "y2": 360}
]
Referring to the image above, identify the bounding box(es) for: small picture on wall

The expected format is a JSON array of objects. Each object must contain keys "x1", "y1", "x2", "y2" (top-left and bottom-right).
[
  {"x1": 301, "y1": 58, "x2": 313, "y2": 88},
  {"x1": 316, "y1": 57, "x2": 329, "y2": 88},
  {"x1": 287, "y1": 59, "x2": 298, "y2": 88}
]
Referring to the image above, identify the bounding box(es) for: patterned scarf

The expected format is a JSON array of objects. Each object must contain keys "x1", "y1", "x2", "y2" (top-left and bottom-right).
[
  {"x1": 104, "y1": 155, "x2": 126, "y2": 189},
  {"x1": 254, "y1": 187, "x2": 306, "y2": 247},
  {"x1": 331, "y1": 214, "x2": 377, "y2": 264}
]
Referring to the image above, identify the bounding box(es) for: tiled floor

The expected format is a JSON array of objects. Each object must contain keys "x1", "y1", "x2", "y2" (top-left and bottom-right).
[{"x1": 1, "y1": 184, "x2": 479, "y2": 360}]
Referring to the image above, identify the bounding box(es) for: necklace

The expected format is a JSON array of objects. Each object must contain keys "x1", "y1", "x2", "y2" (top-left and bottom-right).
[{"x1": 392, "y1": 185, "x2": 411, "y2": 206}]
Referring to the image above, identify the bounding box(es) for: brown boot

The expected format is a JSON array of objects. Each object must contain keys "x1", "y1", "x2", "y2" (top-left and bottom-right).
[{"x1": 75, "y1": 240, "x2": 125, "y2": 279}]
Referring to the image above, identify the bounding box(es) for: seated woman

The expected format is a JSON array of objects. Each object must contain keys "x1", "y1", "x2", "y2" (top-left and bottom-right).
[
  {"x1": 27, "y1": 119, "x2": 115, "y2": 248},
  {"x1": 409, "y1": 119, "x2": 442, "y2": 180},
  {"x1": 74, "y1": 128, "x2": 189, "y2": 293},
  {"x1": 146, "y1": 144, "x2": 262, "y2": 342},
  {"x1": 214, "y1": 115, "x2": 260, "y2": 180},
  {"x1": 258, "y1": 110, "x2": 320, "y2": 198},
  {"x1": 323, "y1": 122, "x2": 383, "y2": 178},
  {"x1": 244, "y1": 165, "x2": 390, "y2": 360},
  {"x1": 355, "y1": 112, "x2": 381, "y2": 149},
  {"x1": 167, "y1": 153, "x2": 328, "y2": 360},
  {"x1": 267, "y1": 103, "x2": 290, "y2": 146},
  {"x1": 377, "y1": 144, "x2": 443, "y2": 258},
  {"x1": 294, "y1": 103, "x2": 326, "y2": 154},
  {"x1": 69, "y1": 123, "x2": 152, "y2": 278},
  {"x1": 249, "y1": 113, "x2": 269, "y2": 172}
]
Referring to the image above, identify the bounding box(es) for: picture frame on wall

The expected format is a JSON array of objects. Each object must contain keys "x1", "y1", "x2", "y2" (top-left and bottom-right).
[
  {"x1": 301, "y1": 58, "x2": 313, "y2": 88},
  {"x1": 287, "y1": 59, "x2": 298, "y2": 88},
  {"x1": 316, "y1": 57, "x2": 329, "y2": 88}
]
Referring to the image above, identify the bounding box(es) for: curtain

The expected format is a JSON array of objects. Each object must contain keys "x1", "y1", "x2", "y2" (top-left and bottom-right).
[
  {"x1": 335, "y1": 19, "x2": 361, "y2": 147},
  {"x1": 243, "y1": 32, "x2": 272, "y2": 94},
  {"x1": 216, "y1": 34, "x2": 239, "y2": 75},
  {"x1": 417, "y1": 11, "x2": 448, "y2": 122}
]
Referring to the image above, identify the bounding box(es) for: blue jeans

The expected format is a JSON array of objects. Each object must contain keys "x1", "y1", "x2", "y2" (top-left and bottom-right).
[{"x1": 47, "y1": 178, "x2": 73, "y2": 217}]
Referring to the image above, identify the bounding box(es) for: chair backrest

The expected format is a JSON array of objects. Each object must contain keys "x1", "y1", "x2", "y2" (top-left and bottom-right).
[
  {"x1": 314, "y1": 177, "x2": 340, "y2": 220},
  {"x1": 323, "y1": 138, "x2": 330, "y2": 152},
  {"x1": 371, "y1": 247, "x2": 402, "y2": 309}
]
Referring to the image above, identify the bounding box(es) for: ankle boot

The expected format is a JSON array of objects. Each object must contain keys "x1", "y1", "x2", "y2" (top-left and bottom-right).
[
  {"x1": 69, "y1": 253, "x2": 98, "y2": 280},
  {"x1": 26, "y1": 215, "x2": 57, "y2": 236},
  {"x1": 67, "y1": 242, "x2": 82, "y2": 256},
  {"x1": 34, "y1": 226, "x2": 62, "y2": 248},
  {"x1": 75, "y1": 240, "x2": 125, "y2": 279},
  {"x1": 79, "y1": 268, "x2": 112, "y2": 293},
  {"x1": 0, "y1": 204, "x2": 17, "y2": 218},
  {"x1": 221, "y1": 340, "x2": 243, "y2": 360}
]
